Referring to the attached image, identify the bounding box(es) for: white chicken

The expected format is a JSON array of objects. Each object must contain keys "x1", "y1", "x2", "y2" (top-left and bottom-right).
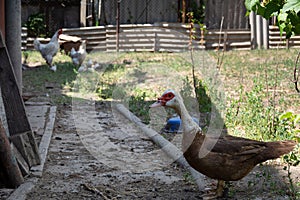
[
  {"x1": 77, "y1": 64, "x2": 87, "y2": 73},
  {"x1": 34, "y1": 29, "x2": 63, "y2": 72},
  {"x1": 70, "y1": 40, "x2": 87, "y2": 66}
]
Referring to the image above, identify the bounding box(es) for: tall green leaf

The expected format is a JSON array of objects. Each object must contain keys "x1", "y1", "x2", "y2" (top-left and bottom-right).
[{"x1": 282, "y1": 0, "x2": 300, "y2": 13}]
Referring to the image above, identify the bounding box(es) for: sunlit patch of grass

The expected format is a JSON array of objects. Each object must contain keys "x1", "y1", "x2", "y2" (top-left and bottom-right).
[
  {"x1": 22, "y1": 51, "x2": 77, "y2": 104},
  {"x1": 209, "y1": 49, "x2": 299, "y2": 113},
  {"x1": 23, "y1": 50, "x2": 71, "y2": 65}
]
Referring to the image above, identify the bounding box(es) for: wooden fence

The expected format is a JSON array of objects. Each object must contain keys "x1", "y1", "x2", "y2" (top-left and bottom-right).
[
  {"x1": 269, "y1": 26, "x2": 300, "y2": 49},
  {"x1": 22, "y1": 24, "x2": 300, "y2": 52}
]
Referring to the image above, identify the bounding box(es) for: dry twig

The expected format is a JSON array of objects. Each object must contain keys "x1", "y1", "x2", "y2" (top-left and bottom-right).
[
  {"x1": 82, "y1": 183, "x2": 112, "y2": 200},
  {"x1": 293, "y1": 51, "x2": 300, "y2": 94},
  {"x1": 187, "y1": 12, "x2": 199, "y2": 101},
  {"x1": 216, "y1": 16, "x2": 225, "y2": 70}
]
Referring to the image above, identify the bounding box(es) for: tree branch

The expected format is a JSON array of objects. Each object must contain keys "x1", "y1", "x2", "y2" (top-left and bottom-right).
[{"x1": 293, "y1": 51, "x2": 300, "y2": 94}]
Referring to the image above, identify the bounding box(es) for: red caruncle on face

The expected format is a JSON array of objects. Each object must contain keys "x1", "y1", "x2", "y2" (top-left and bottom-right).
[{"x1": 158, "y1": 92, "x2": 175, "y2": 106}]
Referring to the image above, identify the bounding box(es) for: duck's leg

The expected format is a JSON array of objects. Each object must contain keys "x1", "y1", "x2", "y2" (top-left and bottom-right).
[
  {"x1": 201, "y1": 180, "x2": 225, "y2": 200},
  {"x1": 215, "y1": 180, "x2": 225, "y2": 197}
]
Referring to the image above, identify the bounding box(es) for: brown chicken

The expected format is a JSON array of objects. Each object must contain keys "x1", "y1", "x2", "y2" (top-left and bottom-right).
[{"x1": 150, "y1": 89, "x2": 296, "y2": 199}]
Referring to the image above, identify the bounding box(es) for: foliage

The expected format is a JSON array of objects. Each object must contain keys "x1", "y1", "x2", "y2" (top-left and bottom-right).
[
  {"x1": 180, "y1": 76, "x2": 211, "y2": 113},
  {"x1": 23, "y1": 13, "x2": 47, "y2": 37},
  {"x1": 283, "y1": 149, "x2": 300, "y2": 199},
  {"x1": 278, "y1": 111, "x2": 300, "y2": 141},
  {"x1": 280, "y1": 111, "x2": 300, "y2": 200},
  {"x1": 195, "y1": 79, "x2": 212, "y2": 113},
  {"x1": 128, "y1": 91, "x2": 153, "y2": 124},
  {"x1": 245, "y1": 0, "x2": 300, "y2": 38},
  {"x1": 189, "y1": 0, "x2": 206, "y2": 24}
]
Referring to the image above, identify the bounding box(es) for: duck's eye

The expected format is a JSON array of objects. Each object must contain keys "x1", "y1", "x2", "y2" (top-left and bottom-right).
[{"x1": 163, "y1": 92, "x2": 174, "y2": 100}]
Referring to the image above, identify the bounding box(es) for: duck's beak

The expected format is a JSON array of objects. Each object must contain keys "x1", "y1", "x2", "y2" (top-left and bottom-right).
[{"x1": 149, "y1": 100, "x2": 163, "y2": 108}]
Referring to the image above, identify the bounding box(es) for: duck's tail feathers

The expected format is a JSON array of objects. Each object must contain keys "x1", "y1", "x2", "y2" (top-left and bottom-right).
[{"x1": 266, "y1": 140, "x2": 297, "y2": 159}]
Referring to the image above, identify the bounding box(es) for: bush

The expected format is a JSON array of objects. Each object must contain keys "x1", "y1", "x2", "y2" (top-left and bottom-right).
[{"x1": 24, "y1": 13, "x2": 47, "y2": 37}]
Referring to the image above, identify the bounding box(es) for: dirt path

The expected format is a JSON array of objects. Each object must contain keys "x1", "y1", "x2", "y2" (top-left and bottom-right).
[{"x1": 26, "y1": 102, "x2": 202, "y2": 200}]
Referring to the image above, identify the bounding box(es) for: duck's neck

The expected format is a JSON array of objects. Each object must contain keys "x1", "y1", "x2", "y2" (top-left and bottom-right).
[{"x1": 175, "y1": 101, "x2": 202, "y2": 151}]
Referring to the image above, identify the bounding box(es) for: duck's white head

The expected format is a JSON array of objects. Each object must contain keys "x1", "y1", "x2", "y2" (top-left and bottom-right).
[{"x1": 150, "y1": 89, "x2": 182, "y2": 111}]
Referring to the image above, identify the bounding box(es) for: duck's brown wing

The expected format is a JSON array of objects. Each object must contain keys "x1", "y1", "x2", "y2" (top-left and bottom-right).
[{"x1": 209, "y1": 135, "x2": 267, "y2": 160}]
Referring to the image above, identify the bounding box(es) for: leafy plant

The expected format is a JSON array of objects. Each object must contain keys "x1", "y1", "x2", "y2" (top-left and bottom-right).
[
  {"x1": 283, "y1": 150, "x2": 300, "y2": 200},
  {"x1": 128, "y1": 91, "x2": 152, "y2": 124},
  {"x1": 189, "y1": 0, "x2": 205, "y2": 24},
  {"x1": 279, "y1": 110, "x2": 300, "y2": 198},
  {"x1": 278, "y1": 111, "x2": 300, "y2": 140},
  {"x1": 245, "y1": 0, "x2": 300, "y2": 38},
  {"x1": 24, "y1": 13, "x2": 46, "y2": 37}
]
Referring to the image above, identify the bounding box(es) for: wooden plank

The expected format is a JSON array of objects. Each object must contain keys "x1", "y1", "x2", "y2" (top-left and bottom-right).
[
  {"x1": 6, "y1": 178, "x2": 38, "y2": 200},
  {"x1": 0, "y1": 119, "x2": 24, "y2": 188},
  {"x1": 11, "y1": 143, "x2": 30, "y2": 176},
  {"x1": 0, "y1": 32, "x2": 31, "y2": 134},
  {"x1": 31, "y1": 106, "x2": 57, "y2": 177},
  {"x1": 0, "y1": 32, "x2": 40, "y2": 167}
]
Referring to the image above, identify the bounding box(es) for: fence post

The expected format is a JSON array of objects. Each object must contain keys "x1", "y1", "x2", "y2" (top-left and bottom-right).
[
  {"x1": 80, "y1": 0, "x2": 87, "y2": 27},
  {"x1": 116, "y1": 0, "x2": 120, "y2": 52},
  {"x1": 262, "y1": 18, "x2": 269, "y2": 49},
  {"x1": 5, "y1": 0, "x2": 22, "y2": 94},
  {"x1": 250, "y1": 11, "x2": 257, "y2": 49},
  {"x1": 154, "y1": 32, "x2": 159, "y2": 52},
  {"x1": 256, "y1": 14, "x2": 263, "y2": 49}
]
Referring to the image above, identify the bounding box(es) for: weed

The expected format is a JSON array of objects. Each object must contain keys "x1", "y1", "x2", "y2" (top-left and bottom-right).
[
  {"x1": 182, "y1": 171, "x2": 194, "y2": 184},
  {"x1": 128, "y1": 91, "x2": 153, "y2": 124},
  {"x1": 23, "y1": 13, "x2": 47, "y2": 37},
  {"x1": 283, "y1": 151, "x2": 300, "y2": 200}
]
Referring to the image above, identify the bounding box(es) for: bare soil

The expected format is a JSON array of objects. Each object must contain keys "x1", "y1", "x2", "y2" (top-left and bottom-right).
[{"x1": 26, "y1": 102, "x2": 202, "y2": 200}]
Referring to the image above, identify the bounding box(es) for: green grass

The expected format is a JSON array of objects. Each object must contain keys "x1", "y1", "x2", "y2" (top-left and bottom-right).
[
  {"x1": 22, "y1": 51, "x2": 77, "y2": 104},
  {"x1": 209, "y1": 49, "x2": 299, "y2": 112},
  {"x1": 208, "y1": 49, "x2": 299, "y2": 138}
]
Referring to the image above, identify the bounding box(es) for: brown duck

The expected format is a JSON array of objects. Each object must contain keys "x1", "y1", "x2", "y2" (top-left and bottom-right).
[{"x1": 150, "y1": 89, "x2": 297, "y2": 199}]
